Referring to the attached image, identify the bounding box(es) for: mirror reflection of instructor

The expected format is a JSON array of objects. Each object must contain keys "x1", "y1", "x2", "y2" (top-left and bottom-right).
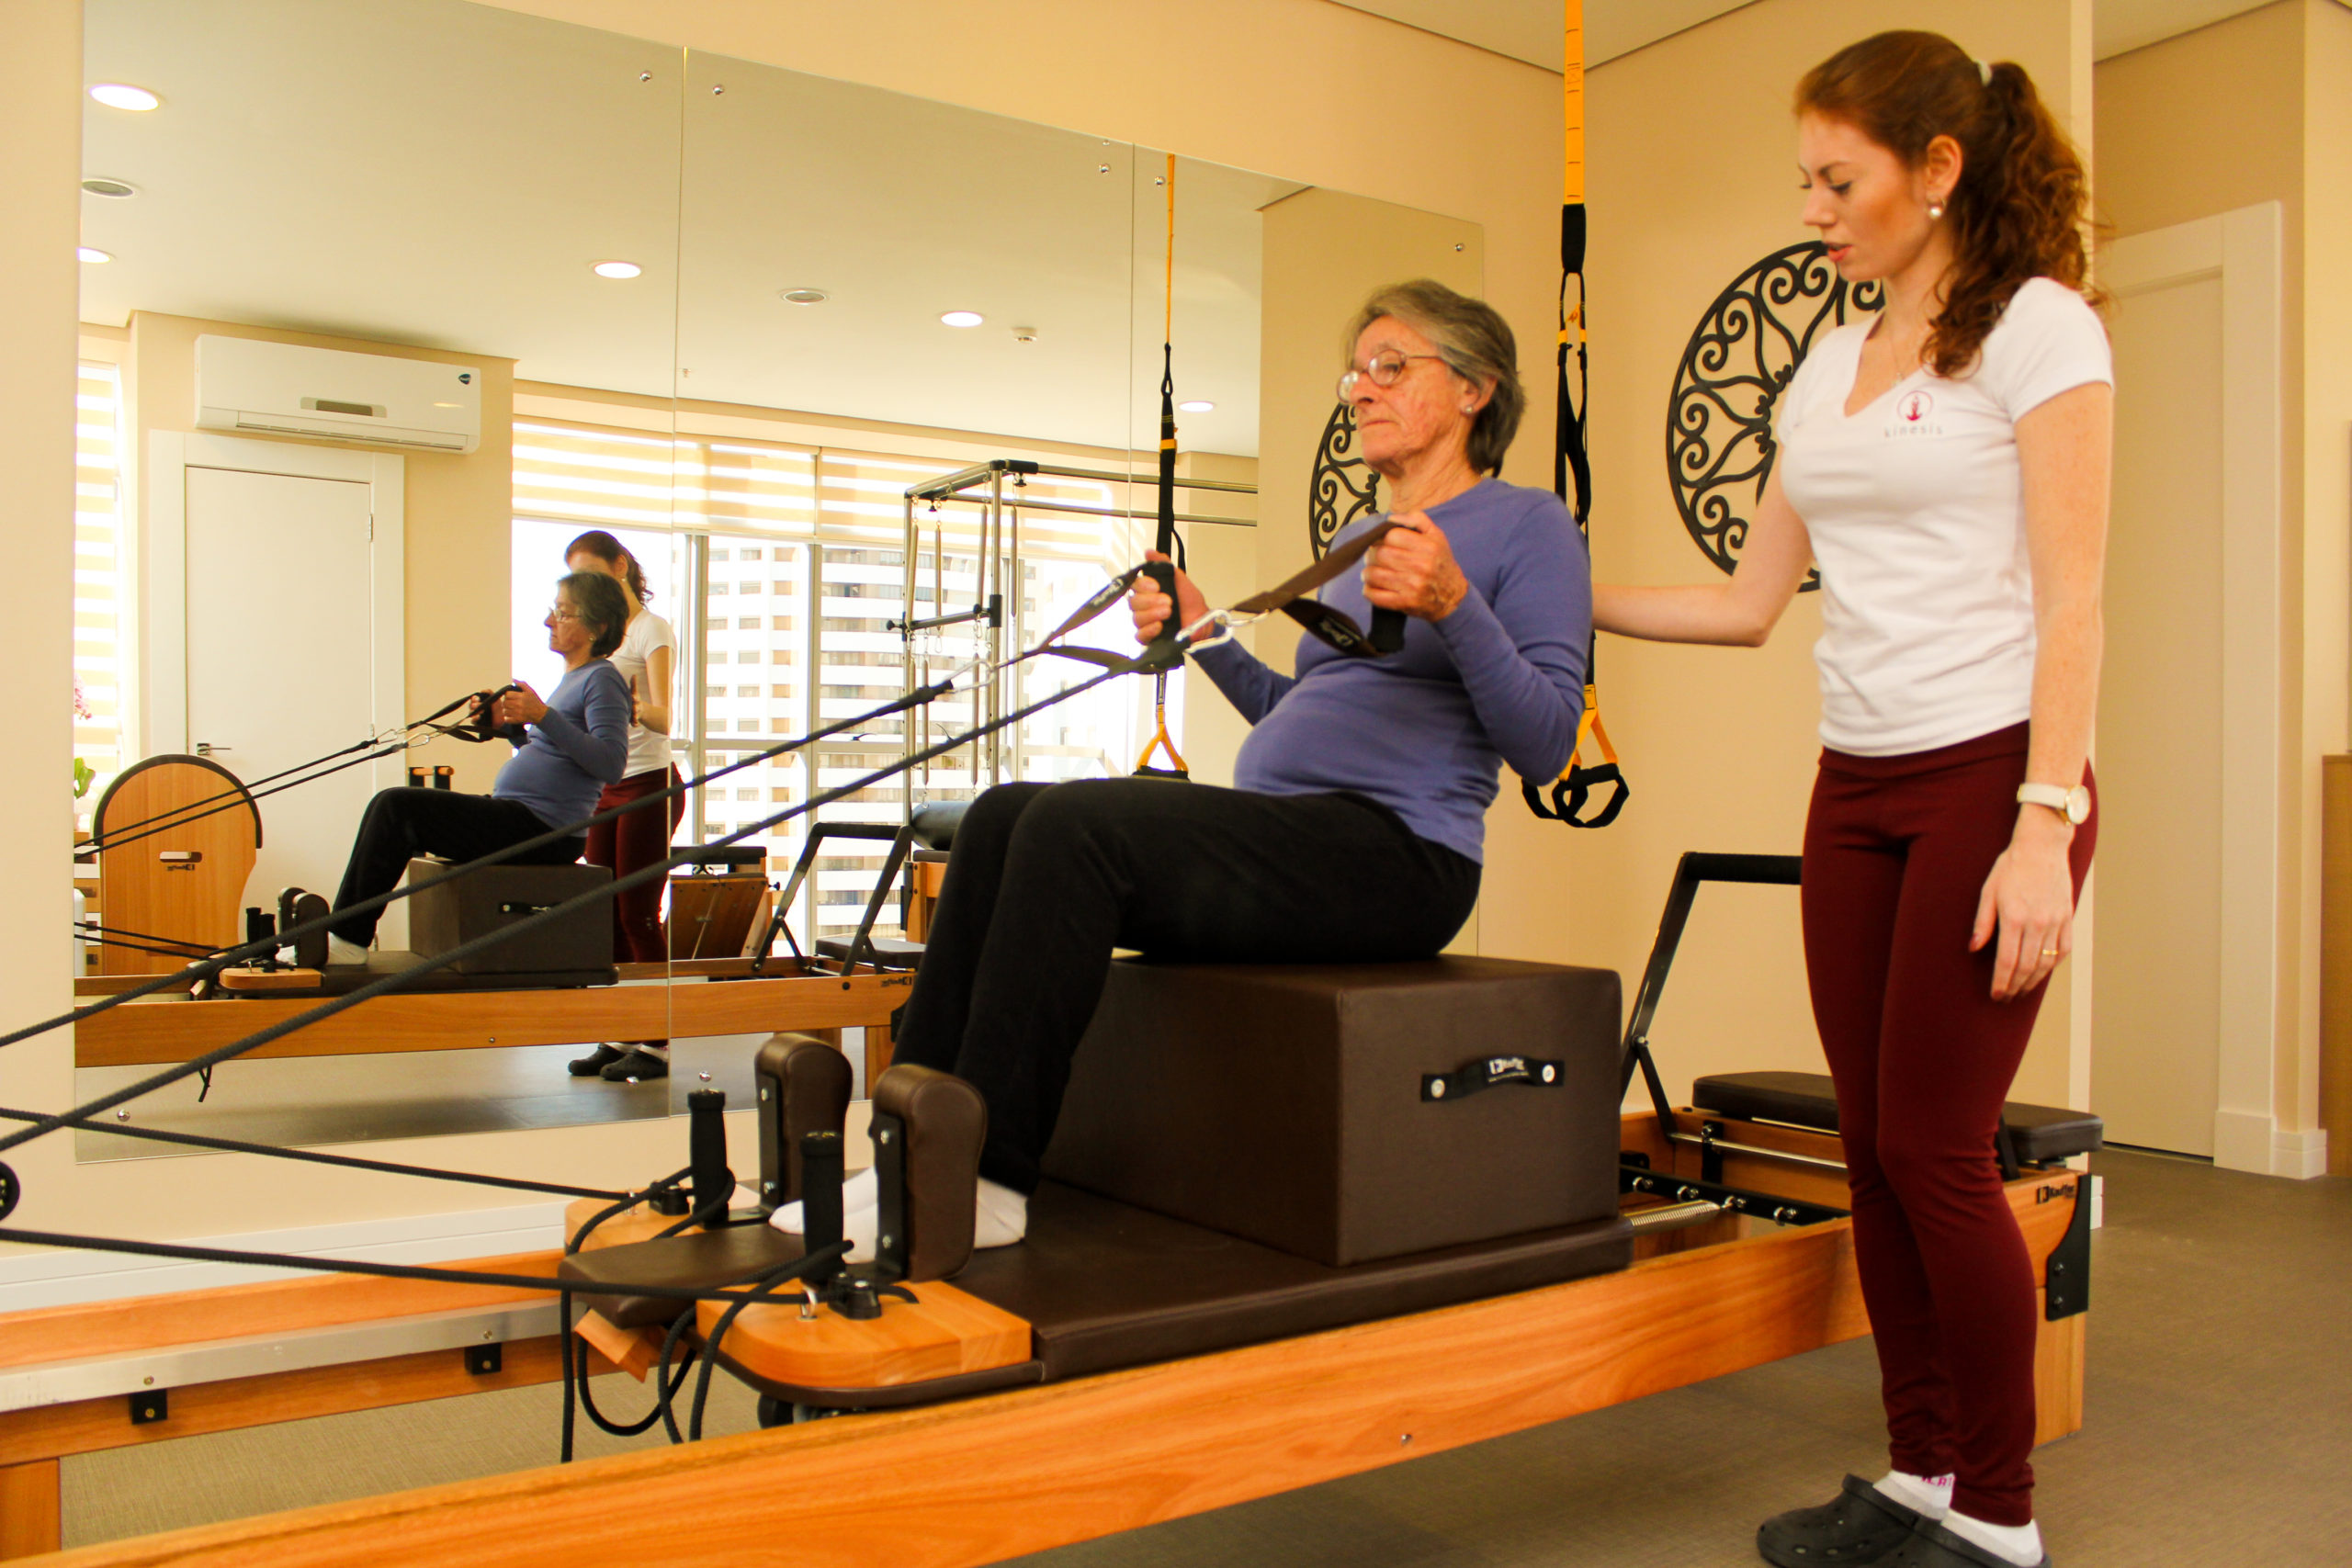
[
  {"x1": 561, "y1": 531, "x2": 682, "y2": 1083},
  {"x1": 323, "y1": 572, "x2": 631, "y2": 965},
  {"x1": 1595, "y1": 33, "x2": 2108, "y2": 1568}
]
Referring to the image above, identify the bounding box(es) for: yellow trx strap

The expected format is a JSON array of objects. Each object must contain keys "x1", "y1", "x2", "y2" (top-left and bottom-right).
[
  {"x1": 1524, "y1": 0, "x2": 1628, "y2": 829},
  {"x1": 1135, "y1": 153, "x2": 1190, "y2": 781}
]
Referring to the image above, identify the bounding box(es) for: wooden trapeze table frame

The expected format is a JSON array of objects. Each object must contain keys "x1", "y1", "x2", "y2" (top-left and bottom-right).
[
  {"x1": 0, "y1": 1111, "x2": 2088, "y2": 1565},
  {"x1": 66, "y1": 960, "x2": 913, "y2": 1074}
]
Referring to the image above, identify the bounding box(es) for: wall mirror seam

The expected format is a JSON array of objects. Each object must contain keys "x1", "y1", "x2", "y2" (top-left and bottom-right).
[{"x1": 71, "y1": 0, "x2": 1482, "y2": 1160}]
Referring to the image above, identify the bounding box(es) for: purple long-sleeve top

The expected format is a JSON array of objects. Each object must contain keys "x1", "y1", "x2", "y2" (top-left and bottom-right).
[
  {"x1": 1192, "y1": 478, "x2": 1590, "y2": 863},
  {"x1": 492, "y1": 659, "x2": 631, "y2": 829}
]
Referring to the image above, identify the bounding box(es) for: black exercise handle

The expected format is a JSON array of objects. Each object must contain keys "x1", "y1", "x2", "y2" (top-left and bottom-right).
[
  {"x1": 1141, "y1": 561, "x2": 1183, "y2": 648},
  {"x1": 1369, "y1": 607, "x2": 1406, "y2": 654},
  {"x1": 798, "y1": 1131, "x2": 844, "y2": 1286},
  {"x1": 686, "y1": 1089, "x2": 733, "y2": 1217},
  {"x1": 460, "y1": 683, "x2": 524, "y2": 745}
]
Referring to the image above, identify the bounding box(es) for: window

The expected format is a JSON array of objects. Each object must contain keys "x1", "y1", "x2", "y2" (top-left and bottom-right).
[
  {"x1": 74, "y1": 359, "x2": 128, "y2": 829},
  {"x1": 513, "y1": 416, "x2": 1176, "y2": 949}
]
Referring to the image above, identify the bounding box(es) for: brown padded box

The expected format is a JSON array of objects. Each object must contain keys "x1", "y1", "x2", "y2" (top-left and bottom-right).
[
  {"x1": 404, "y1": 856, "x2": 613, "y2": 976},
  {"x1": 1042, "y1": 956, "x2": 1624, "y2": 1268}
]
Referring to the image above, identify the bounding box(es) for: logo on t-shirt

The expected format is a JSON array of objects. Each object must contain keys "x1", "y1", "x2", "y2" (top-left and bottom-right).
[{"x1": 1885, "y1": 389, "x2": 1942, "y2": 438}]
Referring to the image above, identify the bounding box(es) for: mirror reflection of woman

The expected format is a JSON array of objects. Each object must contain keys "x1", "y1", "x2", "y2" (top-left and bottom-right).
[
  {"x1": 561, "y1": 531, "x2": 682, "y2": 1083},
  {"x1": 324, "y1": 573, "x2": 630, "y2": 964},
  {"x1": 1596, "y1": 34, "x2": 2107, "y2": 1568}
]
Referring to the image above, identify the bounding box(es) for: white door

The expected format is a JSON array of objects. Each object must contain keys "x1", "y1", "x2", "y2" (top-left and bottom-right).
[
  {"x1": 183, "y1": 466, "x2": 380, "y2": 918},
  {"x1": 2093, "y1": 273, "x2": 2224, "y2": 1155},
  {"x1": 2089, "y1": 203, "x2": 2285, "y2": 1168}
]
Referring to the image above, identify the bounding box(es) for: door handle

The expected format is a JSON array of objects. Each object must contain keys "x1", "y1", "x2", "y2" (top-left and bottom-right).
[{"x1": 195, "y1": 742, "x2": 232, "y2": 757}]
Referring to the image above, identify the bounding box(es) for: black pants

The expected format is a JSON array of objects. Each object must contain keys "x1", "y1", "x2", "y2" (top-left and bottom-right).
[
  {"x1": 329, "y1": 787, "x2": 586, "y2": 945},
  {"x1": 891, "y1": 779, "x2": 1480, "y2": 1193}
]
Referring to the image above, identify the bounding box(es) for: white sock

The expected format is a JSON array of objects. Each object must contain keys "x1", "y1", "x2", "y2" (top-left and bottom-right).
[
  {"x1": 768, "y1": 1166, "x2": 879, "y2": 1233},
  {"x1": 326, "y1": 935, "x2": 368, "y2": 967},
  {"x1": 632, "y1": 1043, "x2": 670, "y2": 1061},
  {"x1": 1943, "y1": 1511, "x2": 2043, "y2": 1566},
  {"x1": 974, "y1": 1178, "x2": 1027, "y2": 1248},
  {"x1": 1876, "y1": 1471, "x2": 1953, "y2": 1518},
  {"x1": 765, "y1": 1170, "x2": 1026, "y2": 1253}
]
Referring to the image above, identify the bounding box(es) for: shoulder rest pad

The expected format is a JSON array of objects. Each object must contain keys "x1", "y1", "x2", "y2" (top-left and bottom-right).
[{"x1": 1690, "y1": 1070, "x2": 2103, "y2": 1163}]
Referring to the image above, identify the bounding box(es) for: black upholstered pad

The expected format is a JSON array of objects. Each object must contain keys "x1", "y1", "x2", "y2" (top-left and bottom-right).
[
  {"x1": 1690, "y1": 1070, "x2": 2104, "y2": 1163},
  {"x1": 949, "y1": 1180, "x2": 1633, "y2": 1382},
  {"x1": 276, "y1": 951, "x2": 616, "y2": 997},
  {"x1": 558, "y1": 1223, "x2": 804, "y2": 1329}
]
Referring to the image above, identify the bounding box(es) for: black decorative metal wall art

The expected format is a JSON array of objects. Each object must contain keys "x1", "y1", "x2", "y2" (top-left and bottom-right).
[
  {"x1": 1667, "y1": 241, "x2": 1882, "y2": 590},
  {"x1": 1307, "y1": 401, "x2": 1381, "y2": 559}
]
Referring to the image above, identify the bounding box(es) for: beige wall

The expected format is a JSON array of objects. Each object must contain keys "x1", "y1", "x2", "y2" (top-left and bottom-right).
[
  {"x1": 127, "y1": 313, "x2": 518, "y2": 794},
  {"x1": 2303, "y1": 0, "x2": 2352, "y2": 1154},
  {"x1": 1482, "y1": 0, "x2": 2091, "y2": 1111},
  {"x1": 0, "y1": 0, "x2": 89, "y2": 1232},
  {"x1": 2097, "y1": 0, "x2": 2351, "y2": 1166}
]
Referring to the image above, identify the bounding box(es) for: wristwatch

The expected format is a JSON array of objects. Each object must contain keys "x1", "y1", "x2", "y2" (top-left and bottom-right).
[{"x1": 2016, "y1": 782, "x2": 2091, "y2": 826}]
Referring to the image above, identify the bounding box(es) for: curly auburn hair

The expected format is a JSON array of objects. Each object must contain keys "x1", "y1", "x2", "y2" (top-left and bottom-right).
[{"x1": 1797, "y1": 30, "x2": 2101, "y2": 378}]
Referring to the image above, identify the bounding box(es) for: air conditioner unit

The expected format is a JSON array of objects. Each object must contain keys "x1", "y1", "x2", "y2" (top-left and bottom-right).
[{"x1": 195, "y1": 335, "x2": 482, "y2": 454}]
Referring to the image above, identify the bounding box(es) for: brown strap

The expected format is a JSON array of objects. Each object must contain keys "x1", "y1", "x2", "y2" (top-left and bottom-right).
[{"x1": 1228, "y1": 520, "x2": 1402, "y2": 615}]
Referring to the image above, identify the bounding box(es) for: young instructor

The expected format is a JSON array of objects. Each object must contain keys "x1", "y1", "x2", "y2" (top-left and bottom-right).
[{"x1": 1595, "y1": 33, "x2": 2109, "y2": 1568}]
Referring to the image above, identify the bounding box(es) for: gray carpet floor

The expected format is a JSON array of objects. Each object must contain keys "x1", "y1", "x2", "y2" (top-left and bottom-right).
[{"x1": 62, "y1": 1150, "x2": 2352, "y2": 1563}]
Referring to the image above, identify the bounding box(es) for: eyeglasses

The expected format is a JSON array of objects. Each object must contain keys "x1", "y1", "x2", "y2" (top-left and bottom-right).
[
  {"x1": 1337, "y1": 351, "x2": 1445, "y2": 402},
  {"x1": 546, "y1": 604, "x2": 582, "y2": 622}
]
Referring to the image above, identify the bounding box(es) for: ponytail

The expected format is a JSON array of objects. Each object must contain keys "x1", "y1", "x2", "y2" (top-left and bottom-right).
[
  {"x1": 1797, "y1": 31, "x2": 2100, "y2": 378},
  {"x1": 564, "y1": 528, "x2": 651, "y2": 606}
]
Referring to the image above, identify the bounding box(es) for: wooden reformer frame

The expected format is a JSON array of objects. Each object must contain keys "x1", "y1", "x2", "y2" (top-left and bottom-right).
[{"x1": 0, "y1": 1103, "x2": 2088, "y2": 1565}]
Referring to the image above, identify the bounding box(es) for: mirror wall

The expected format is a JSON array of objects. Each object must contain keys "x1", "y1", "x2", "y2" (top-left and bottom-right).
[{"x1": 70, "y1": 0, "x2": 1476, "y2": 1157}]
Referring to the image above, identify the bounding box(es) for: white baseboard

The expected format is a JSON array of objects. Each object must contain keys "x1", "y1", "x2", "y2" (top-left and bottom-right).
[
  {"x1": 0, "y1": 1202, "x2": 569, "y2": 1314},
  {"x1": 2271, "y1": 1127, "x2": 2329, "y2": 1180},
  {"x1": 2212, "y1": 1108, "x2": 2276, "y2": 1174}
]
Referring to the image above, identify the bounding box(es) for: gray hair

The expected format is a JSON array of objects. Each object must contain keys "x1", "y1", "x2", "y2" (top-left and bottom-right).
[
  {"x1": 557, "y1": 569, "x2": 630, "y2": 660},
  {"x1": 1344, "y1": 279, "x2": 1525, "y2": 475}
]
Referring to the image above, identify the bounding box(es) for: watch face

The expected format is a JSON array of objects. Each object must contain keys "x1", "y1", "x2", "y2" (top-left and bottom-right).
[{"x1": 2065, "y1": 786, "x2": 2091, "y2": 825}]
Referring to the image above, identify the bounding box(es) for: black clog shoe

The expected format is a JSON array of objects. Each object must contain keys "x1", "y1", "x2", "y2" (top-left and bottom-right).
[{"x1": 1758, "y1": 1475, "x2": 1926, "y2": 1566}]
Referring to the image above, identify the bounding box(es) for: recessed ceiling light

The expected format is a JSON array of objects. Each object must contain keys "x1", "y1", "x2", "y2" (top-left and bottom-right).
[
  {"x1": 940, "y1": 310, "x2": 984, "y2": 329},
  {"x1": 592, "y1": 260, "x2": 642, "y2": 279},
  {"x1": 88, "y1": 84, "x2": 160, "y2": 112},
  {"x1": 1179, "y1": 400, "x2": 1215, "y2": 413},
  {"x1": 77, "y1": 246, "x2": 112, "y2": 264},
  {"x1": 779, "y1": 288, "x2": 829, "y2": 305},
  {"x1": 81, "y1": 177, "x2": 139, "y2": 199}
]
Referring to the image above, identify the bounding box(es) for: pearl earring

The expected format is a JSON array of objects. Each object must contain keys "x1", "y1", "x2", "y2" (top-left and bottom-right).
[{"x1": 1928, "y1": 201, "x2": 1945, "y2": 220}]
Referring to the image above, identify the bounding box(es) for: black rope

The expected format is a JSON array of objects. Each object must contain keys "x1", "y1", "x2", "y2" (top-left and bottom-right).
[
  {"x1": 86, "y1": 688, "x2": 481, "y2": 851},
  {"x1": 688, "y1": 1257, "x2": 817, "y2": 1442},
  {"x1": 0, "y1": 1224, "x2": 848, "y2": 1309},
  {"x1": 89, "y1": 739, "x2": 415, "y2": 856},
  {"x1": 576, "y1": 1312, "x2": 697, "y2": 1440},
  {"x1": 0, "y1": 1104, "x2": 630, "y2": 1201},
  {"x1": 0, "y1": 662, "x2": 1136, "y2": 1158},
  {"x1": 28, "y1": 677, "x2": 959, "y2": 1055}
]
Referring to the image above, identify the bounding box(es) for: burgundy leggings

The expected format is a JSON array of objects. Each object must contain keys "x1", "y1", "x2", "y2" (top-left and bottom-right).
[
  {"x1": 1801, "y1": 722, "x2": 2094, "y2": 1528},
  {"x1": 584, "y1": 764, "x2": 684, "y2": 964}
]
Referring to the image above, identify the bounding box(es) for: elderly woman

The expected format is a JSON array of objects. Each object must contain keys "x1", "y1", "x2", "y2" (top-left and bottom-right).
[
  {"x1": 322, "y1": 570, "x2": 632, "y2": 964},
  {"x1": 787, "y1": 278, "x2": 1590, "y2": 1253}
]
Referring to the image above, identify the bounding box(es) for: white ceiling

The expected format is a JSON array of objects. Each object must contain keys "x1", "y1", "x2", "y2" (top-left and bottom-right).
[
  {"x1": 1329, "y1": 0, "x2": 2291, "y2": 68},
  {"x1": 80, "y1": 0, "x2": 1295, "y2": 457}
]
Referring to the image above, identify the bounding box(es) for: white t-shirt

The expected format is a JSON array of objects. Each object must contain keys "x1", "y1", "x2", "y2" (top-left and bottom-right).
[
  {"x1": 1776, "y1": 277, "x2": 2111, "y2": 756},
  {"x1": 606, "y1": 607, "x2": 677, "y2": 778}
]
